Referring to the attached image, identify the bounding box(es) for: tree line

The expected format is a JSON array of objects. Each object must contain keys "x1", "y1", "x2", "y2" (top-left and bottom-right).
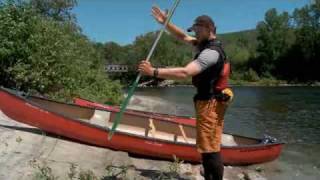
[
  {"x1": 0, "y1": 0, "x2": 318, "y2": 106},
  {"x1": 104, "y1": 0, "x2": 320, "y2": 85},
  {"x1": 249, "y1": 0, "x2": 320, "y2": 83}
]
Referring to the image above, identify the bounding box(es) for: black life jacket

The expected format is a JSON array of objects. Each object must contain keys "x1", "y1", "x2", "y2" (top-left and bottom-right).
[{"x1": 192, "y1": 39, "x2": 229, "y2": 100}]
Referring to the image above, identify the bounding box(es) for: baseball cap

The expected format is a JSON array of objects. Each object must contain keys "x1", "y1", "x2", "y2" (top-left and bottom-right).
[{"x1": 187, "y1": 15, "x2": 216, "y2": 33}]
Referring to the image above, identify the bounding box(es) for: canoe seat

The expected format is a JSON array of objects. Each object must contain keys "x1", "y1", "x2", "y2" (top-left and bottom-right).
[
  {"x1": 109, "y1": 122, "x2": 171, "y2": 140},
  {"x1": 146, "y1": 129, "x2": 196, "y2": 144},
  {"x1": 108, "y1": 123, "x2": 147, "y2": 137},
  {"x1": 108, "y1": 122, "x2": 196, "y2": 144},
  {"x1": 90, "y1": 110, "x2": 111, "y2": 127},
  {"x1": 175, "y1": 135, "x2": 196, "y2": 144},
  {"x1": 222, "y1": 134, "x2": 237, "y2": 146}
]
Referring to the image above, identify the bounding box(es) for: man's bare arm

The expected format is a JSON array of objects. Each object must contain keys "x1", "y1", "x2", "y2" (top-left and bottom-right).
[
  {"x1": 138, "y1": 60, "x2": 201, "y2": 80},
  {"x1": 152, "y1": 6, "x2": 196, "y2": 44}
]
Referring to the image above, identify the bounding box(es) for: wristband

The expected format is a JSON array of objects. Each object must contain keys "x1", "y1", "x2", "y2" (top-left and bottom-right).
[{"x1": 153, "y1": 68, "x2": 159, "y2": 78}]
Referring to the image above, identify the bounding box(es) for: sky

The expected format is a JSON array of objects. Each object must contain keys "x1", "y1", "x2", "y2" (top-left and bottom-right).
[{"x1": 72, "y1": 0, "x2": 311, "y2": 45}]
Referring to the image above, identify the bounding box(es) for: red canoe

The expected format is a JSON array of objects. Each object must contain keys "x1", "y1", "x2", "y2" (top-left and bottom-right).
[{"x1": 0, "y1": 87, "x2": 283, "y2": 165}]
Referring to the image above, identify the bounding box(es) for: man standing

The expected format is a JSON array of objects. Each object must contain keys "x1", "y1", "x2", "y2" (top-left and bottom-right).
[{"x1": 138, "y1": 6, "x2": 233, "y2": 180}]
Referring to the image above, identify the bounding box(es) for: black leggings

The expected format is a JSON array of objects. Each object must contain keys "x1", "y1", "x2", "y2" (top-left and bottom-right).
[{"x1": 201, "y1": 152, "x2": 224, "y2": 180}]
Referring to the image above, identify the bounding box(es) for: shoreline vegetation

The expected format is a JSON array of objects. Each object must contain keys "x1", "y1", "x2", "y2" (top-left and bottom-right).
[{"x1": 1, "y1": 0, "x2": 319, "y2": 106}]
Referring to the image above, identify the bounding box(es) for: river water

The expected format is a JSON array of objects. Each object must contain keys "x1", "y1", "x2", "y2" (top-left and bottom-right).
[{"x1": 133, "y1": 86, "x2": 320, "y2": 180}]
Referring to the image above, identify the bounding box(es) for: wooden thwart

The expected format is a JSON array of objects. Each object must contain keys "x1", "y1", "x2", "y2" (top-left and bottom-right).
[
  {"x1": 148, "y1": 118, "x2": 156, "y2": 138},
  {"x1": 179, "y1": 124, "x2": 189, "y2": 143}
]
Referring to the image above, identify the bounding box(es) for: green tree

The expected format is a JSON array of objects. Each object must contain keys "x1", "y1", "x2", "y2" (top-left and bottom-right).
[
  {"x1": 291, "y1": 0, "x2": 320, "y2": 81},
  {"x1": 275, "y1": 0, "x2": 320, "y2": 82},
  {"x1": 30, "y1": 0, "x2": 77, "y2": 22},
  {"x1": 254, "y1": 8, "x2": 292, "y2": 76},
  {"x1": 0, "y1": 1, "x2": 122, "y2": 104}
]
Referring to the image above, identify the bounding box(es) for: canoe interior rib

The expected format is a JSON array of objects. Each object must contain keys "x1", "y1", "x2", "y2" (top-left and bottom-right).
[{"x1": 28, "y1": 96, "x2": 260, "y2": 146}]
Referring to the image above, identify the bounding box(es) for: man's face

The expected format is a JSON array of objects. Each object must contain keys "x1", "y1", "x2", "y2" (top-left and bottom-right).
[{"x1": 193, "y1": 24, "x2": 210, "y2": 42}]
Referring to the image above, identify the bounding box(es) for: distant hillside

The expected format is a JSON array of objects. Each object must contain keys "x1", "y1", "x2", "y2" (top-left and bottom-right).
[
  {"x1": 219, "y1": 29, "x2": 258, "y2": 46},
  {"x1": 218, "y1": 29, "x2": 258, "y2": 67}
]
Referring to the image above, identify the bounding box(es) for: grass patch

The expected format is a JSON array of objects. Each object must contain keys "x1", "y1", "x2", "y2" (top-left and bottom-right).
[{"x1": 30, "y1": 159, "x2": 58, "y2": 180}]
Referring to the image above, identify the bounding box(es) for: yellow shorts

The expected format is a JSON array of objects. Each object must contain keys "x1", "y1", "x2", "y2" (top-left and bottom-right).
[{"x1": 194, "y1": 99, "x2": 228, "y2": 153}]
